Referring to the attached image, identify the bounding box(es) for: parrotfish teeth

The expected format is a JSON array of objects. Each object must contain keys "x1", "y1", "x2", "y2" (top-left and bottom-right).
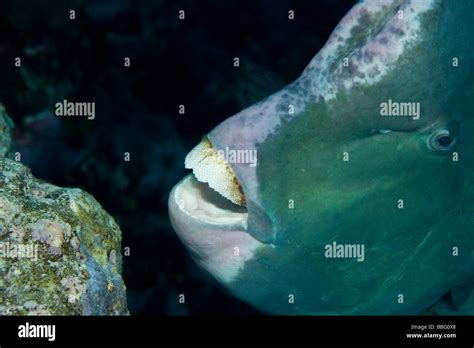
[{"x1": 184, "y1": 136, "x2": 246, "y2": 207}]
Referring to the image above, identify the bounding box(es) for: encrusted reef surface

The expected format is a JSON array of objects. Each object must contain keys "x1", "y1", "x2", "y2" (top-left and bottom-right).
[{"x1": 0, "y1": 107, "x2": 128, "y2": 315}]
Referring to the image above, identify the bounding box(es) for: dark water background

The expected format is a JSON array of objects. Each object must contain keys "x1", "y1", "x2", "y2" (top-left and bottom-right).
[{"x1": 0, "y1": 0, "x2": 356, "y2": 315}]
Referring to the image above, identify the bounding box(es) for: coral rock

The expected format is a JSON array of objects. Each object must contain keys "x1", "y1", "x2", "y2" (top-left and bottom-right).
[{"x1": 0, "y1": 158, "x2": 128, "y2": 315}]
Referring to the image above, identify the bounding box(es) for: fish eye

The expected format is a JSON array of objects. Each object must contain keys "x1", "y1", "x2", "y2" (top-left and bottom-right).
[{"x1": 427, "y1": 122, "x2": 460, "y2": 153}]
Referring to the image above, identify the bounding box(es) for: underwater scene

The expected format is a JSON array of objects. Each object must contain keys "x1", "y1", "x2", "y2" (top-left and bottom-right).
[{"x1": 1, "y1": 0, "x2": 473, "y2": 327}]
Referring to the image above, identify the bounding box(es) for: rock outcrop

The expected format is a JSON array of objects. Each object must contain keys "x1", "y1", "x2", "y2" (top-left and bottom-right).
[{"x1": 0, "y1": 105, "x2": 128, "y2": 315}]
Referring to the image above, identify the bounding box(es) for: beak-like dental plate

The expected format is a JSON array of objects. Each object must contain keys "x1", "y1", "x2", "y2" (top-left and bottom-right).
[
  {"x1": 184, "y1": 136, "x2": 246, "y2": 207},
  {"x1": 171, "y1": 136, "x2": 248, "y2": 231}
]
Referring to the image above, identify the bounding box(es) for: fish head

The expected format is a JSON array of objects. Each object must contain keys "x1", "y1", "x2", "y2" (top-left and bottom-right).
[{"x1": 169, "y1": 0, "x2": 474, "y2": 314}]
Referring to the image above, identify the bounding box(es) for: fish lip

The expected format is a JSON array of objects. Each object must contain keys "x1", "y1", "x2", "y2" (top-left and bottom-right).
[
  {"x1": 169, "y1": 174, "x2": 249, "y2": 233},
  {"x1": 169, "y1": 174, "x2": 268, "y2": 284}
]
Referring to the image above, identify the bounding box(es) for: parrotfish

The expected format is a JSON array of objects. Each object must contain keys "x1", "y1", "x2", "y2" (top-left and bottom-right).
[{"x1": 169, "y1": 0, "x2": 474, "y2": 314}]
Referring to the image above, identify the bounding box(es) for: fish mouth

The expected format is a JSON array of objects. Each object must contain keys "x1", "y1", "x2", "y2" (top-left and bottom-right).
[
  {"x1": 169, "y1": 142, "x2": 268, "y2": 283},
  {"x1": 168, "y1": 134, "x2": 276, "y2": 283},
  {"x1": 169, "y1": 173, "x2": 266, "y2": 284},
  {"x1": 169, "y1": 135, "x2": 254, "y2": 241},
  {"x1": 170, "y1": 135, "x2": 278, "y2": 248},
  {"x1": 170, "y1": 173, "x2": 248, "y2": 231},
  {"x1": 176, "y1": 135, "x2": 249, "y2": 229}
]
